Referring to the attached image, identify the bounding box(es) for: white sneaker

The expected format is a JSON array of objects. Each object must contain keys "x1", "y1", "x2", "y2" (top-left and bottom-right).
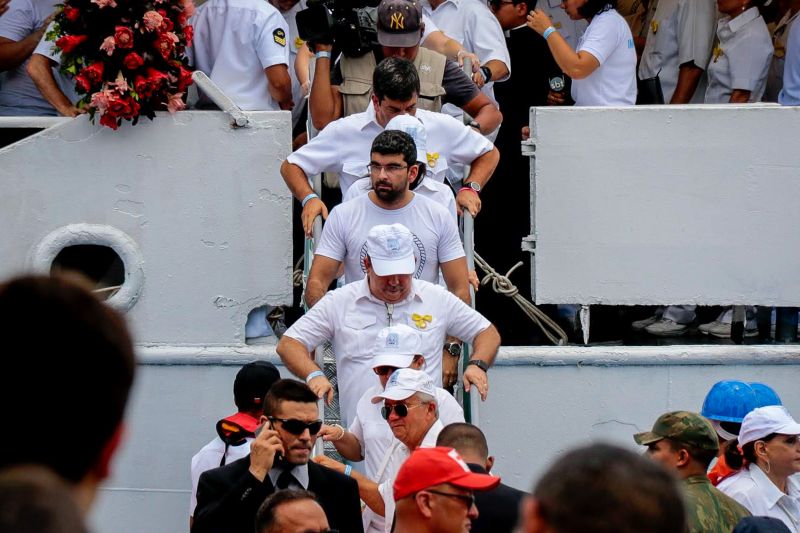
[
  {"x1": 631, "y1": 315, "x2": 659, "y2": 331},
  {"x1": 701, "y1": 321, "x2": 758, "y2": 339},
  {"x1": 644, "y1": 319, "x2": 689, "y2": 336}
]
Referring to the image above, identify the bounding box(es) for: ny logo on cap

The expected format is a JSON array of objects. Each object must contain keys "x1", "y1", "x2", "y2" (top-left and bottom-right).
[
  {"x1": 386, "y1": 333, "x2": 399, "y2": 347},
  {"x1": 387, "y1": 237, "x2": 400, "y2": 252},
  {"x1": 390, "y1": 12, "x2": 405, "y2": 29}
]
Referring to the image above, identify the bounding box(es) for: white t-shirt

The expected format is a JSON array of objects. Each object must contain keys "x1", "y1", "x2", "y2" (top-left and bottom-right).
[
  {"x1": 189, "y1": 0, "x2": 290, "y2": 110},
  {"x1": 189, "y1": 436, "x2": 253, "y2": 516},
  {"x1": 343, "y1": 177, "x2": 457, "y2": 221},
  {"x1": 572, "y1": 9, "x2": 637, "y2": 106},
  {"x1": 705, "y1": 7, "x2": 773, "y2": 103},
  {"x1": 315, "y1": 193, "x2": 464, "y2": 284},
  {"x1": 638, "y1": 0, "x2": 717, "y2": 103}
]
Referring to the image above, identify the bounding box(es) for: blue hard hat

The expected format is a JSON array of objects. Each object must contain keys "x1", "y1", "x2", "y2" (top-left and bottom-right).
[
  {"x1": 701, "y1": 380, "x2": 759, "y2": 423},
  {"x1": 748, "y1": 382, "x2": 782, "y2": 408}
]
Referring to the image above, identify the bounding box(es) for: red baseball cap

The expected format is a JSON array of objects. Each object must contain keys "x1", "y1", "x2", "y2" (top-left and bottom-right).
[{"x1": 393, "y1": 447, "x2": 501, "y2": 501}]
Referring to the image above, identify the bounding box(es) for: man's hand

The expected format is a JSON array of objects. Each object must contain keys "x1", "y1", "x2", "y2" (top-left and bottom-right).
[
  {"x1": 58, "y1": 105, "x2": 86, "y2": 118},
  {"x1": 312, "y1": 454, "x2": 345, "y2": 474},
  {"x1": 457, "y1": 50, "x2": 481, "y2": 71},
  {"x1": 547, "y1": 89, "x2": 567, "y2": 106},
  {"x1": 521, "y1": 126, "x2": 530, "y2": 140},
  {"x1": 248, "y1": 426, "x2": 284, "y2": 482},
  {"x1": 456, "y1": 189, "x2": 481, "y2": 217},
  {"x1": 463, "y1": 364, "x2": 489, "y2": 400},
  {"x1": 307, "y1": 374, "x2": 335, "y2": 404},
  {"x1": 302, "y1": 197, "x2": 328, "y2": 237},
  {"x1": 442, "y1": 352, "x2": 459, "y2": 389},
  {"x1": 468, "y1": 270, "x2": 479, "y2": 292},
  {"x1": 317, "y1": 423, "x2": 345, "y2": 442},
  {"x1": 527, "y1": 8, "x2": 554, "y2": 36}
]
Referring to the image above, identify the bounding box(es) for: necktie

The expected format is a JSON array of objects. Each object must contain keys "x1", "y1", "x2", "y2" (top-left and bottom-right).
[{"x1": 276, "y1": 468, "x2": 296, "y2": 490}]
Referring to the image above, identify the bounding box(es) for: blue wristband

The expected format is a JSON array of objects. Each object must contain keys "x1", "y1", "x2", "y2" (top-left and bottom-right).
[
  {"x1": 305, "y1": 370, "x2": 325, "y2": 383},
  {"x1": 315, "y1": 51, "x2": 331, "y2": 59},
  {"x1": 301, "y1": 193, "x2": 319, "y2": 207},
  {"x1": 344, "y1": 465, "x2": 352, "y2": 477},
  {"x1": 543, "y1": 26, "x2": 557, "y2": 40}
]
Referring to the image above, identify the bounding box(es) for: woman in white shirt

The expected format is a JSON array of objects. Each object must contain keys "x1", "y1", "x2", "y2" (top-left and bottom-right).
[
  {"x1": 527, "y1": 0, "x2": 637, "y2": 106},
  {"x1": 718, "y1": 405, "x2": 800, "y2": 532},
  {"x1": 705, "y1": 0, "x2": 774, "y2": 103}
]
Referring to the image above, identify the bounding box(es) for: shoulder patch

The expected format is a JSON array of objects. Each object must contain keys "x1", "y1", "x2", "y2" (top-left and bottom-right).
[{"x1": 273, "y1": 28, "x2": 286, "y2": 47}]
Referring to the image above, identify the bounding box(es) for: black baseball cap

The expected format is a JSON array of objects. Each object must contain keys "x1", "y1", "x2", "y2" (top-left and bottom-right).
[{"x1": 233, "y1": 361, "x2": 281, "y2": 411}]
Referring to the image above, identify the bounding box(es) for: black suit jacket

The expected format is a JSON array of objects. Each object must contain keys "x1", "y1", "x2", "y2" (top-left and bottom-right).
[
  {"x1": 192, "y1": 455, "x2": 364, "y2": 533},
  {"x1": 468, "y1": 463, "x2": 527, "y2": 533}
]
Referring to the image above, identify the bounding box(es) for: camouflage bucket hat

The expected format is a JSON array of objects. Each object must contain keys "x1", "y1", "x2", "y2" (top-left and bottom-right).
[{"x1": 634, "y1": 411, "x2": 719, "y2": 451}]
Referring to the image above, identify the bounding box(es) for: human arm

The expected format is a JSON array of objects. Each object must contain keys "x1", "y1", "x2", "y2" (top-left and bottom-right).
[
  {"x1": 475, "y1": 59, "x2": 509, "y2": 87},
  {"x1": 27, "y1": 53, "x2": 82, "y2": 116},
  {"x1": 670, "y1": 62, "x2": 704, "y2": 103},
  {"x1": 280, "y1": 159, "x2": 329, "y2": 237},
  {"x1": 422, "y1": 29, "x2": 481, "y2": 71},
  {"x1": 440, "y1": 256, "x2": 471, "y2": 388},
  {"x1": 305, "y1": 254, "x2": 342, "y2": 308},
  {"x1": 276, "y1": 335, "x2": 334, "y2": 403},
  {"x1": 527, "y1": 9, "x2": 600, "y2": 80},
  {"x1": 317, "y1": 424, "x2": 364, "y2": 461},
  {"x1": 729, "y1": 89, "x2": 752, "y2": 103},
  {"x1": 456, "y1": 145, "x2": 500, "y2": 216},
  {"x1": 0, "y1": 0, "x2": 10, "y2": 17},
  {"x1": 0, "y1": 8, "x2": 52, "y2": 71},
  {"x1": 265, "y1": 63, "x2": 293, "y2": 110},
  {"x1": 295, "y1": 44, "x2": 313, "y2": 97},
  {"x1": 462, "y1": 324, "x2": 500, "y2": 400},
  {"x1": 461, "y1": 92, "x2": 502, "y2": 134},
  {"x1": 312, "y1": 455, "x2": 385, "y2": 516},
  {"x1": 308, "y1": 43, "x2": 342, "y2": 130}
]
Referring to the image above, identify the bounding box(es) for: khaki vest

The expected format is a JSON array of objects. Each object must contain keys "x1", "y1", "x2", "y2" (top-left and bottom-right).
[{"x1": 338, "y1": 48, "x2": 448, "y2": 116}]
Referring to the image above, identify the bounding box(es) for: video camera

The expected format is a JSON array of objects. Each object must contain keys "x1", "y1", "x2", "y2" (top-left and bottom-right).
[{"x1": 296, "y1": 0, "x2": 380, "y2": 58}]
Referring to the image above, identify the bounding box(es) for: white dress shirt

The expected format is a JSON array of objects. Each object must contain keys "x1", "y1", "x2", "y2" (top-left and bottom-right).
[
  {"x1": 189, "y1": 436, "x2": 252, "y2": 516},
  {"x1": 718, "y1": 464, "x2": 800, "y2": 532},
  {"x1": 282, "y1": 278, "x2": 491, "y2": 425},
  {"x1": 778, "y1": 13, "x2": 800, "y2": 105}
]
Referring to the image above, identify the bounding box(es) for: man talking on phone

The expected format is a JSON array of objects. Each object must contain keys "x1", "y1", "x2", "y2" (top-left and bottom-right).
[{"x1": 192, "y1": 379, "x2": 364, "y2": 533}]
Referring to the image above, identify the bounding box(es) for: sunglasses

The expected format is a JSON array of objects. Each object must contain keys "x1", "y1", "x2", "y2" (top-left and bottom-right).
[
  {"x1": 269, "y1": 417, "x2": 323, "y2": 436},
  {"x1": 373, "y1": 366, "x2": 398, "y2": 376},
  {"x1": 423, "y1": 489, "x2": 476, "y2": 508},
  {"x1": 381, "y1": 402, "x2": 426, "y2": 420}
]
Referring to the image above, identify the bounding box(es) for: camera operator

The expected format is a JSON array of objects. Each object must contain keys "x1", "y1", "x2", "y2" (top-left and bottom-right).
[{"x1": 307, "y1": 0, "x2": 501, "y2": 135}]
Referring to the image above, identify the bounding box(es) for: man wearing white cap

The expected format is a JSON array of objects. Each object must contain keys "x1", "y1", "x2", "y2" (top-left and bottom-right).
[
  {"x1": 277, "y1": 222, "x2": 499, "y2": 426},
  {"x1": 314, "y1": 325, "x2": 464, "y2": 532}
]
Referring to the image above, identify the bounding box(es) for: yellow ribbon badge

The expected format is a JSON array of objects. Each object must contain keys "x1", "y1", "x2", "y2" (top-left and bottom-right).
[
  {"x1": 426, "y1": 152, "x2": 439, "y2": 168},
  {"x1": 650, "y1": 20, "x2": 659, "y2": 34},
  {"x1": 295, "y1": 36, "x2": 305, "y2": 49},
  {"x1": 411, "y1": 313, "x2": 432, "y2": 329},
  {"x1": 713, "y1": 45, "x2": 724, "y2": 63}
]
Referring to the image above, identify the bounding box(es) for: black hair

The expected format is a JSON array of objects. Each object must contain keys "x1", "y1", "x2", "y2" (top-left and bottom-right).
[
  {"x1": 436, "y1": 423, "x2": 490, "y2": 460},
  {"x1": 373, "y1": 57, "x2": 420, "y2": 102},
  {"x1": 663, "y1": 438, "x2": 718, "y2": 470},
  {"x1": 0, "y1": 274, "x2": 136, "y2": 484},
  {"x1": 533, "y1": 443, "x2": 686, "y2": 533},
  {"x1": 725, "y1": 434, "x2": 777, "y2": 470},
  {"x1": 578, "y1": 0, "x2": 616, "y2": 19},
  {"x1": 263, "y1": 379, "x2": 319, "y2": 416},
  {"x1": 255, "y1": 489, "x2": 319, "y2": 533},
  {"x1": 371, "y1": 129, "x2": 417, "y2": 167}
]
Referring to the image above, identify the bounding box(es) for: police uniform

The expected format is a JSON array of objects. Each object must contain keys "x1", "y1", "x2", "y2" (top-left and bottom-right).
[
  {"x1": 776, "y1": 12, "x2": 800, "y2": 105},
  {"x1": 189, "y1": 0, "x2": 290, "y2": 110},
  {"x1": 705, "y1": 7, "x2": 773, "y2": 103},
  {"x1": 281, "y1": 277, "x2": 491, "y2": 425},
  {"x1": 638, "y1": 0, "x2": 717, "y2": 103},
  {"x1": 285, "y1": 105, "x2": 493, "y2": 196},
  {"x1": 684, "y1": 475, "x2": 752, "y2": 533}
]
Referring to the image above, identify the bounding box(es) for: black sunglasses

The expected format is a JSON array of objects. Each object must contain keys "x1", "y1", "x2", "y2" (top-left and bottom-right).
[
  {"x1": 380, "y1": 402, "x2": 425, "y2": 420},
  {"x1": 269, "y1": 417, "x2": 323, "y2": 435},
  {"x1": 424, "y1": 489, "x2": 475, "y2": 508},
  {"x1": 373, "y1": 365, "x2": 398, "y2": 376}
]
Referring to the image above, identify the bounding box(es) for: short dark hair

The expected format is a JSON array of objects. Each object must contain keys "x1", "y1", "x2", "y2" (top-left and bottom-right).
[
  {"x1": 263, "y1": 379, "x2": 319, "y2": 416},
  {"x1": 0, "y1": 274, "x2": 136, "y2": 484},
  {"x1": 255, "y1": 489, "x2": 319, "y2": 533},
  {"x1": 578, "y1": 0, "x2": 616, "y2": 19},
  {"x1": 663, "y1": 438, "x2": 718, "y2": 470},
  {"x1": 725, "y1": 434, "x2": 777, "y2": 470},
  {"x1": 436, "y1": 423, "x2": 489, "y2": 460},
  {"x1": 371, "y1": 130, "x2": 417, "y2": 167},
  {"x1": 373, "y1": 57, "x2": 420, "y2": 102},
  {"x1": 532, "y1": 443, "x2": 685, "y2": 533}
]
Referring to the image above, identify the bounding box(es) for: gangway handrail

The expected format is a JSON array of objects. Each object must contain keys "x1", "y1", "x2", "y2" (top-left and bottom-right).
[
  {"x1": 0, "y1": 116, "x2": 71, "y2": 129},
  {"x1": 191, "y1": 71, "x2": 249, "y2": 128}
]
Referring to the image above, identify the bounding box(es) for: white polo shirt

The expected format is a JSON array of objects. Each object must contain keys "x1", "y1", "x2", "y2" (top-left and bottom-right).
[
  {"x1": 285, "y1": 105, "x2": 493, "y2": 196},
  {"x1": 638, "y1": 0, "x2": 716, "y2": 103},
  {"x1": 343, "y1": 176, "x2": 457, "y2": 221},
  {"x1": 189, "y1": 436, "x2": 252, "y2": 516},
  {"x1": 572, "y1": 9, "x2": 637, "y2": 106},
  {"x1": 377, "y1": 419, "x2": 445, "y2": 533},
  {"x1": 189, "y1": 0, "x2": 290, "y2": 110},
  {"x1": 420, "y1": 0, "x2": 510, "y2": 107},
  {"x1": 779, "y1": 14, "x2": 800, "y2": 106},
  {"x1": 282, "y1": 278, "x2": 491, "y2": 425},
  {"x1": 541, "y1": 0, "x2": 587, "y2": 50},
  {"x1": 718, "y1": 464, "x2": 800, "y2": 532},
  {"x1": 705, "y1": 7, "x2": 773, "y2": 103},
  {"x1": 315, "y1": 193, "x2": 464, "y2": 284}
]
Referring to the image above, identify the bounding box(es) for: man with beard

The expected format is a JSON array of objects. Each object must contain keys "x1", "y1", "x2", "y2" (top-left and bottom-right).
[{"x1": 192, "y1": 379, "x2": 363, "y2": 533}]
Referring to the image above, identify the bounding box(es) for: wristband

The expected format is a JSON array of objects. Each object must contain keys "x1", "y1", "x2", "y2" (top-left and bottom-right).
[
  {"x1": 459, "y1": 186, "x2": 479, "y2": 195},
  {"x1": 301, "y1": 193, "x2": 319, "y2": 207},
  {"x1": 344, "y1": 465, "x2": 352, "y2": 477},
  {"x1": 480, "y1": 65, "x2": 492, "y2": 82},
  {"x1": 331, "y1": 423, "x2": 346, "y2": 441},
  {"x1": 305, "y1": 370, "x2": 324, "y2": 383},
  {"x1": 543, "y1": 26, "x2": 557, "y2": 40},
  {"x1": 315, "y1": 50, "x2": 331, "y2": 59}
]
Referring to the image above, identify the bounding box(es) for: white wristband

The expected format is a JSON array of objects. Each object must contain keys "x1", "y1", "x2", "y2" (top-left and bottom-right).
[{"x1": 305, "y1": 370, "x2": 325, "y2": 383}]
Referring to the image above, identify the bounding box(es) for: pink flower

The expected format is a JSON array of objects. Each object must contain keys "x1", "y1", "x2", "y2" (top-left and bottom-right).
[
  {"x1": 91, "y1": 0, "x2": 118, "y2": 8},
  {"x1": 166, "y1": 93, "x2": 185, "y2": 113},
  {"x1": 99, "y1": 36, "x2": 115, "y2": 55},
  {"x1": 90, "y1": 90, "x2": 112, "y2": 114},
  {"x1": 142, "y1": 11, "x2": 164, "y2": 32},
  {"x1": 112, "y1": 72, "x2": 129, "y2": 92}
]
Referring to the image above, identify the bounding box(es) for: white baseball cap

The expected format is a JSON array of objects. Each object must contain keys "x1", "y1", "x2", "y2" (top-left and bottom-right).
[
  {"x1": 372, "y1": 368, "x2": 436, "y2": 403},
  {"x1": 372, "y1": 325, "x2": 422, "y2": 369},
  {"x1": 366, "y1": 223, "x2": 415, "y2": 276},
  {"x1": 739, "y1": 405, "x2": 800, "y2": 446},
  {"x1": 384, "y1": 114, "x2": 427, "y2": 166}
]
